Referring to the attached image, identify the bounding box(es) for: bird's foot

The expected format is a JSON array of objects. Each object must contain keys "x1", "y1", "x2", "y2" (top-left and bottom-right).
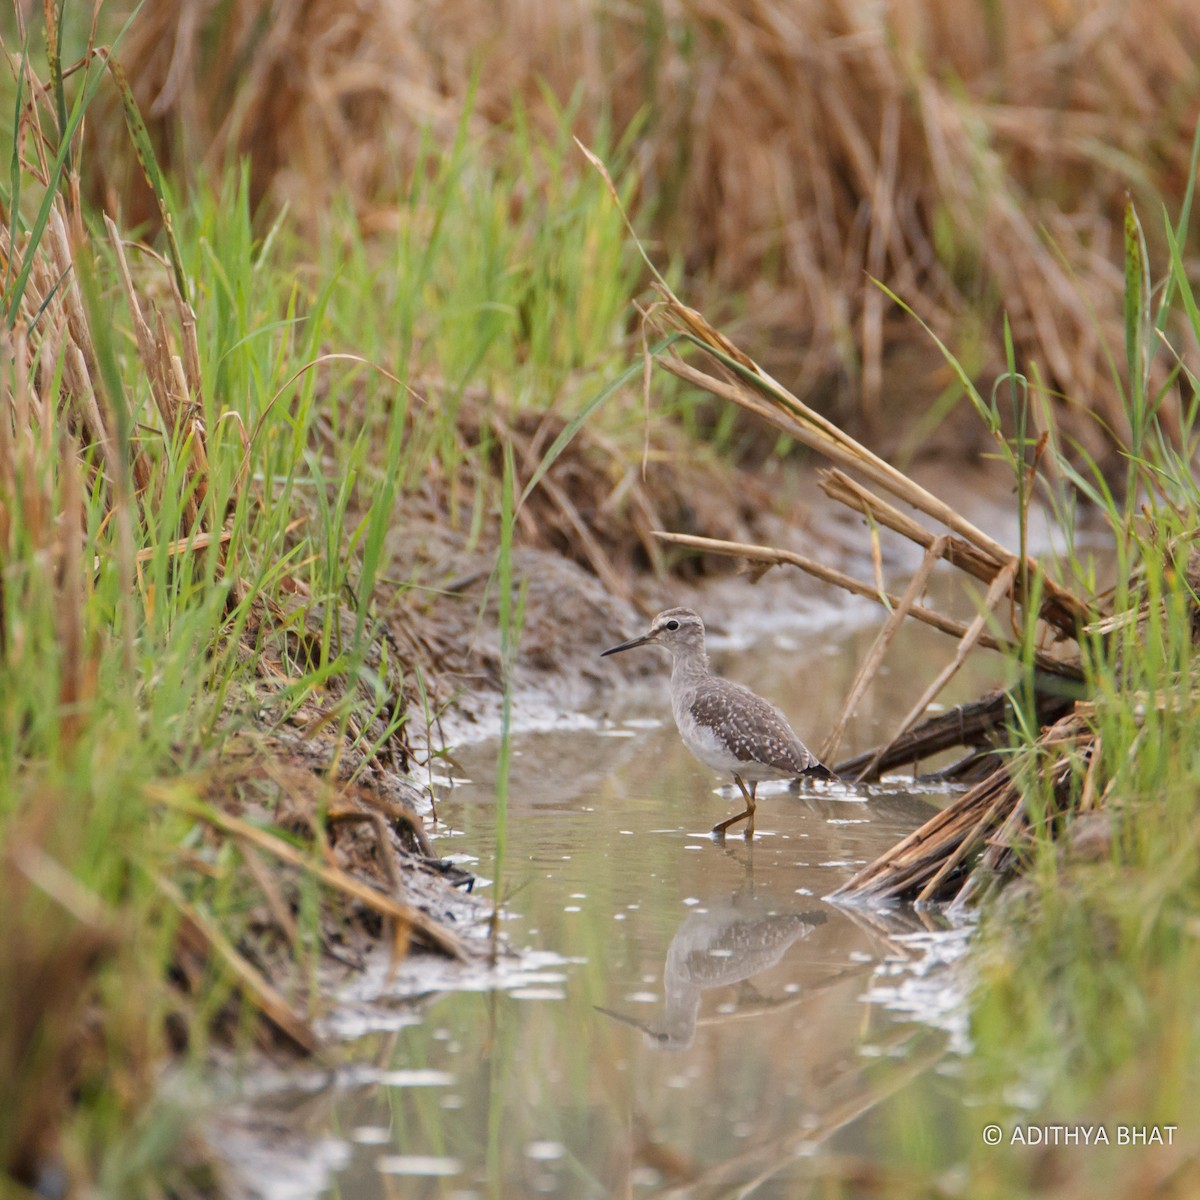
[{"x1": 712, "y1": 806, "x2": 754, "y2": 839}]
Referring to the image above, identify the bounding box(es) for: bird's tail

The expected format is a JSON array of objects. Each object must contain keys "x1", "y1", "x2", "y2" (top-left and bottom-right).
[{"x1": 800, "y1": 761, "x2": 844, "y2": 784}]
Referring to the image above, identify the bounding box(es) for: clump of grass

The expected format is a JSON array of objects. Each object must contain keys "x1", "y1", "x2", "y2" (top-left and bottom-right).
[
  {"x1": 942, "y1": 173, "x2": 1200, "y2": 1199},
  {"x1": 0, "y1": 12, "x2": 516, "y2": 1189}
]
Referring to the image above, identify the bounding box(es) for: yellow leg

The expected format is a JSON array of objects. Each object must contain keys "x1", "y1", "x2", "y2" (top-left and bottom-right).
[{"x1": 712, "y1": 775, "x2": 757, "y2": 839}]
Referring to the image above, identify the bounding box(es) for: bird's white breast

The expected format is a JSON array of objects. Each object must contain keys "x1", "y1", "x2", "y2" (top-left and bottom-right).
[{"x1": 673, "y1": 701, "x2": 744, "y2": 774}]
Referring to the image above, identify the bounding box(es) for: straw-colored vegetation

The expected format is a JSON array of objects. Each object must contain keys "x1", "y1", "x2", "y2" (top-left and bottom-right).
[
  {"x1": 0, "y1": 22, "x2": 482, "y2": 1191},
  {"x1": 101, "y1": 0, "x2": 1200, "y2": 460},
  {"x1": 0, "y1": 3, "x2": 781, "y2": 1190}
]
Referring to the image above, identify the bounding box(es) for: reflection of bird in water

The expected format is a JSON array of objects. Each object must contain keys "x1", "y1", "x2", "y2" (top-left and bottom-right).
[
  {"x1": 601, "y1": 608, "x2": 834, "y2": 838},
  {"x1": 598, "y1": 898, "x2": 827, "y2": 1050}
]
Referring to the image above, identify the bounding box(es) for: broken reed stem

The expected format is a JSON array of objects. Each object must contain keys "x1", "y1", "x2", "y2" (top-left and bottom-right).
[
  {"x1": 830, "y1": 768, "x2": 1010, "y2": 901},
  {"x1": 855, "y1": 560, "x2": 1020, "y2": 782},
  {"x1": 93, "y1": 529, "x2": 231, "y2": 574},
  {"x1": 834, "y1": 708, "x2": 1092, "y2": 903},
  {"x1": 154, "y1": 794, "x2": 466, "y2": 960},
  {"x1": 818, "y1": 535, "x2": 949, "y2": 763},
  {"x1": 830, "y1": 689, "x2": 1021, "y2": 779},
  {"x1": 973, "y1": 785, "x2": 1034, "y2": 878},
  {"x1": 657, "y1": 337, "x2": 1095, "y2": 636},
  {"x1": 652, "y1": 529, "x2": 1080, "y2": 679},
  {"x1": 819, "y1": 468, "x2": 1085, "y2": 639},
  {"x1": 915, "y1": 772, "x2": 1020, "y2": 902},
  {"x1": 640, "y1": 281, "x2": 1108, "y2": 904}
]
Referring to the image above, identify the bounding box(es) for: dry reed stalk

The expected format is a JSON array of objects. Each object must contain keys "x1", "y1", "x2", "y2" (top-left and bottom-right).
[
  {"x1": 636, "y1": 277, "x2": 1103, "y2": 898},
  {"x1": 1, "y1": 44, "x2": 477, "y2": 1102},
  {"x1": 651, "y1": 294, "x2": 1097, "y2": 642},
  {"x1": 831, "y1": 767, "x2": 1014, "y2": 903},
  {"x1": 854, "y1": 560, "x2": 1019, "y2": 782},
  {"x1": 2, "y1": 212, "x2": 210, "y2": 559},
  {"x1": 831, "y1": 686, "x2": 1074, "y2": 782},
  {"x1": 915, "y1": 777, "x2": 1022, "y2": 903},
  {"x1": 171, "y1": 798, "x2": 467, "y2": 960},
  {"x1": 655, "y1": 343, "x2": 1018, "y2": 567},
  {"x1": 105, "y1": 217, "x2": 211, "y2": 536},
  {"x1": 830, "y1": 707, "x2": 1095, "y2": 904},
  {"x1": 819, "y1": 468, "x2": 1089, "y2": 638},
  {"x1": 817, "y1": 536, "x2": 948, "y2": 764},
  {"x1": 155, "y1": 875, "x2": 321, "y2": 1055}
]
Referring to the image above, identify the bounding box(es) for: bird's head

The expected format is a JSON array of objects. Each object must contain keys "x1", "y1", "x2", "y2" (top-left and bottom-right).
[{"x1": 601, "y1": 607, "x2": 706, "y2": 660}]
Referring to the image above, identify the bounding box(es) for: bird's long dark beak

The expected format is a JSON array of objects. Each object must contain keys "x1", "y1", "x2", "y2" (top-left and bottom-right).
[{"x1": 601, "y1": 633, "x2": 652, "y2": 657}]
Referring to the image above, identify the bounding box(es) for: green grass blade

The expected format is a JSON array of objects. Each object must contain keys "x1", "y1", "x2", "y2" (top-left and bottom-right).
[
  {"x1": 517, "y1": 333, "x2": 680, "y2": 510},
  {"x1": 1122, "y1": 198, "x2": 1149, "y2": 456},
  {"x1": 106, "y1": 57, "x2": 188, "y2": 300},
  {"x1": 46, "y1": 0, "x2": 72, "y2": 178},
  {"x1": 4, "y1": 33, "x2": 31, "y2": 299}
]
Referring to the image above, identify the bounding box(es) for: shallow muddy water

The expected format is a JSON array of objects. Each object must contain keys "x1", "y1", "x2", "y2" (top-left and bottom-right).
[{"x1": 218, "y1": 596, "x2": 1011, "y2": 1198}]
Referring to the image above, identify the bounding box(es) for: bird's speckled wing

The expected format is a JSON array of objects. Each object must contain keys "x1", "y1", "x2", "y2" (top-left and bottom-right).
[{"x1": 688, "y1": 678, "x2": 821, "y2": 774}]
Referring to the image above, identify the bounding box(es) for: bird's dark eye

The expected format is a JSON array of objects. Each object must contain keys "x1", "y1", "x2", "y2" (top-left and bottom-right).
[{"x1": 666, "y1": 619, "x2": 680, "y2": 631}]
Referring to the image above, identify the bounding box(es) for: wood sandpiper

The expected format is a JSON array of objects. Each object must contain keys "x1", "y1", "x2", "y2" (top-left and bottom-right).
[{"x1": 601, "y1": 607, "x2": 833, "y2": 838}]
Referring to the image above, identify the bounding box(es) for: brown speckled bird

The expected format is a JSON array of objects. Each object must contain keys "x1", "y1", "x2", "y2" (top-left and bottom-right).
[{"x1": 602, "y1": 607, "x2": 833, "y2": 837}]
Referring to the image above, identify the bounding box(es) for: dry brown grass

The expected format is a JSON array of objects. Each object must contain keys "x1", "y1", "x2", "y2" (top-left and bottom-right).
[{"x1": 101, "y1": 0, "x2": 1200, "y2": 457}]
